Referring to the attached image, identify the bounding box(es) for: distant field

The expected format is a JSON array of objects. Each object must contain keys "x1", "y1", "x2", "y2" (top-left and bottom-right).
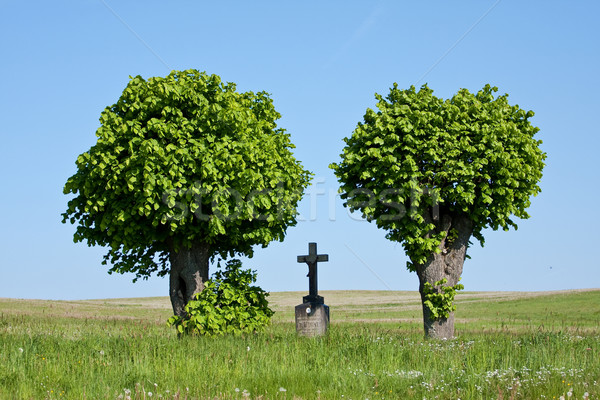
[
  {"x1": 3, "y1": 289, "x2": 598, "y2": 331},
  {"x1": 1, "y1": 289, "x2": 599, "y2": 399}
]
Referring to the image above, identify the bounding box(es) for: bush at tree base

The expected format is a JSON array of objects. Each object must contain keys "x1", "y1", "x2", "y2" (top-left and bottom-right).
[{"x1": 167, "y1": 259, "x2": 274, "y2": 336}]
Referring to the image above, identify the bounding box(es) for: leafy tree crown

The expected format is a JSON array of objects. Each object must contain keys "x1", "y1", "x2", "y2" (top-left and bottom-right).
[
  {"x1": 331, "y1": 84, "x2": 546, "y2": 268},
  {"x1": 63, "y1": 70, "x2": 312, "y2": 279}
]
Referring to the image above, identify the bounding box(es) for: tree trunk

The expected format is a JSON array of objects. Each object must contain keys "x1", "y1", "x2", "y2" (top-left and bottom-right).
[
  {"x1": 416, "y1": 212, "x2": 473, "y2": 339},
  {"x1": 169, "y1": 242, "x2": 211, "y2": 317}
]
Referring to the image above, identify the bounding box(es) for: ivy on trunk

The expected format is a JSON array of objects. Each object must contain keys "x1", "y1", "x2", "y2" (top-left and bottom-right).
[{"x1": 416, "y1": 212, "x2": 471, "y2": 338}]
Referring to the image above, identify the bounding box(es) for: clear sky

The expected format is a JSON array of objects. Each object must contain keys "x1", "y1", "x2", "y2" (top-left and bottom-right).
[{"x1": 1, "y1": 1, "x2": 599, "y2": 300}]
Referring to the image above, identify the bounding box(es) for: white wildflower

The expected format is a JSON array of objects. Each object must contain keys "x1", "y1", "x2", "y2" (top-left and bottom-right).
[
  {"x1": 18, "y1": 348, "x2": 24, "y2": 353},
  {"x1": 279, "y1": 387, "x2": 287, "y2": 392}
]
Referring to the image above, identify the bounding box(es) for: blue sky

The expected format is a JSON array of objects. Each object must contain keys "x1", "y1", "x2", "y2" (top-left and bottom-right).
[{"x1": 1, "y1": 1, "x2": 598, "y2": 300}]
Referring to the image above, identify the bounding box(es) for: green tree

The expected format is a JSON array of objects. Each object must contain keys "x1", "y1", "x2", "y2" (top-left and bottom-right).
[
  {"x1": 63, "y1": 70, "x2": 311, "y2": 316},
  {"x1": 331, "y1": 84, "x2": 546, "y2": 338}
]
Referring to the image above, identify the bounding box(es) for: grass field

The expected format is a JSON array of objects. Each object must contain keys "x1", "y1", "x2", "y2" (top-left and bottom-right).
[{"x1": 1, "y1": 289, "x2": 599, "y2": 399}]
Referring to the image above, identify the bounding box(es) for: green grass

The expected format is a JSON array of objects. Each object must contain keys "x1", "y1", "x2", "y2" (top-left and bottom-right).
[{"x1": 1, "y1": 290, "x2": 599, "y2": 399}]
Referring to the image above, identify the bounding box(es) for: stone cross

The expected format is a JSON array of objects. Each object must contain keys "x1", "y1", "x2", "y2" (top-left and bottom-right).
[{"x1": 297, "y1": 242, "x2": 328, "y2": 304}]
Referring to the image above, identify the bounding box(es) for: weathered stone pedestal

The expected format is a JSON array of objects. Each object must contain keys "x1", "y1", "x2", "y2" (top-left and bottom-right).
[{"x1": 295, "y1": 300, "x2": 329, "y2": 337}]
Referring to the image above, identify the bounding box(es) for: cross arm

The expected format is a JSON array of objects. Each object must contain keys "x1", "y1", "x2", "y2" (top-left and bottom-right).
[{"x1": 297, "y1": 254, "x2": 329, "y2": 264}]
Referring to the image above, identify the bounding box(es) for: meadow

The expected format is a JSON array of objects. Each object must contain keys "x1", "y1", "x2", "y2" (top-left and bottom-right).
[{"x1": 0, "y1": 289, "x2": 598, "y2": 399}]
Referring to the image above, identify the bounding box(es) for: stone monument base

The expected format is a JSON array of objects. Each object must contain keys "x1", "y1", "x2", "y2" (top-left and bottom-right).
[{"x1": 295, "y1": 303, "x2": 330, "y2": 337}]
